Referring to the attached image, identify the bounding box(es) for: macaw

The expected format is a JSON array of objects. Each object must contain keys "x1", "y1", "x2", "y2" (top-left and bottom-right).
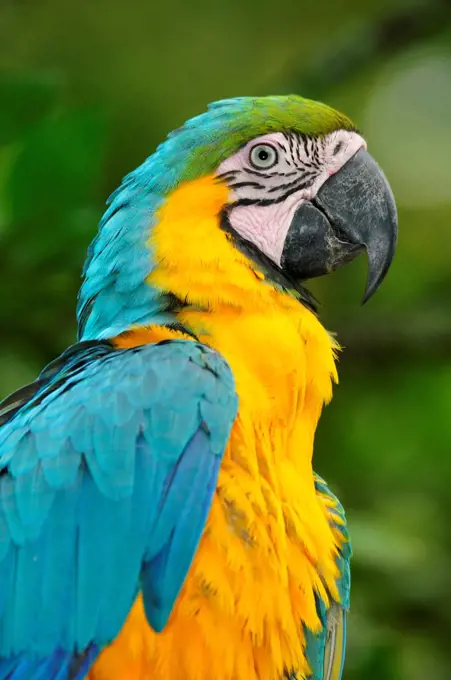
[{"x1": 0, "y1": 95, "x2": 397, "y2": 680}]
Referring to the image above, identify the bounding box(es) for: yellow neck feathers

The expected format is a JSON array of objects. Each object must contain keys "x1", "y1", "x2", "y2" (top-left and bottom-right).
[{"x1": 120, "y1": 174, "x2": 339, "y2": 458}]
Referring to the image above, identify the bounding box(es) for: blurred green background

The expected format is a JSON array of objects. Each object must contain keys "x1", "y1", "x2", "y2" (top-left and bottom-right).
[{"x1": 1, "y1": 0, "x2": 450, "y2": 677}]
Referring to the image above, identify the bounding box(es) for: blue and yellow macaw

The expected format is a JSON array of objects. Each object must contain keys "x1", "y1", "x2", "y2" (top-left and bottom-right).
[{"x1": 0, "y1": 95, "x2": 397, "y2": 680}]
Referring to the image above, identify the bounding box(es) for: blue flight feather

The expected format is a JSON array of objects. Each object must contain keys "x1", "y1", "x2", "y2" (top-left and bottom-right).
[
  {"x1": 302, "y1": 474, "x2": 351, "y2": 680},
  {"x1": 0, "y1": 339, "x2": 238, "y2": 678},
  {"x1": 0, "y1": 645, "x2": 98, "y2": 680}
]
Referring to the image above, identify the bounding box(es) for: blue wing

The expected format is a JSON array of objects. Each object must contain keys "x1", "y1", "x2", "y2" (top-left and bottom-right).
[
  {"x1": 0, "y1": 339, "x2": 238, "y2": 679},
  {"x1": 303, "y1": 474, "x2": 351, "y2": 680}
]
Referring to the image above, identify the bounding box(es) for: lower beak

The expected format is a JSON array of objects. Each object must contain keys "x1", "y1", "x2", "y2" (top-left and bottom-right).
[{"x1": 280, "y1": 148, "x2": 398, "y2": 302}]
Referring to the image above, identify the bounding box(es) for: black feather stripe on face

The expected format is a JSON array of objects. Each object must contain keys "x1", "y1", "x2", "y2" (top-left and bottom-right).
[{"x1": 220, "y1": 132, "x2": 324, "y2": 206}]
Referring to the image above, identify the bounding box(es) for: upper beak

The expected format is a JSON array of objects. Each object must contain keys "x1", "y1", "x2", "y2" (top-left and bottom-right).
[{"x1": 280, "y1": 148, "x2": 398, "y2": 302}]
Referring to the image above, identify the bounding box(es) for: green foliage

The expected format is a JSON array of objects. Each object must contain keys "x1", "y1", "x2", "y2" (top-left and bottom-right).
[
  {"x1": 0, "y1": 73, "x2": 59, "y2": 145},
  {"x1": 0, "y1": 1, "x2": 450, "y2": 677},
  {"x1": 7, "y1": 109, "x2": 106, "y2": 226}
]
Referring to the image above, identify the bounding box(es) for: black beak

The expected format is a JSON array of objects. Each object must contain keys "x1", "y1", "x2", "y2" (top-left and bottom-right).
[{"x1": 280, "y1": 148, "x2": 398, "y2": 302}]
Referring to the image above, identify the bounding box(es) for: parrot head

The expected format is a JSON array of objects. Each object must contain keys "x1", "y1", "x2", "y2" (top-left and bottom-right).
[{"x1": 78, "y1": 95, "x2": 398, "y2": 340}]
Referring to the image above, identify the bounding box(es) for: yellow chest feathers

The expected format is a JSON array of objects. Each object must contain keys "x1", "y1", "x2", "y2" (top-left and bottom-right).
[
  {"x1": 94, "y1": 309, "x2": 341, "y2": 680},
  {"x1": 90, "y1": 177, "x2": 342, "y2": 680}
]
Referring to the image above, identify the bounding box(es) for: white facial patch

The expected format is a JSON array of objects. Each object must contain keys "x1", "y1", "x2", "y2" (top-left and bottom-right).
[{"x1": 217, "y1": 130, "x2": 366, "y2": 265}]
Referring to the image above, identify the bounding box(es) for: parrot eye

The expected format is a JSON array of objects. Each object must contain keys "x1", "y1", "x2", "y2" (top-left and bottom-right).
[{"x1": 249, "y1": 144, "x2": 278, "y2": 170}]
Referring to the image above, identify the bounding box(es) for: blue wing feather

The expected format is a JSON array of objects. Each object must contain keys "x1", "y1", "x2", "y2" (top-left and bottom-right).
[
  {"x1": 0, "y1": 645, "x2": 98, "y2": 680},
  {"x1": 141, "y1": 426, "x2": 221, "y2": 631},
  {"x1": 302, "y1": 474, "x2": 351, "y2": 680},
  {"x1": 0, "y1": 339, "x2": 238, "y2": 679}
]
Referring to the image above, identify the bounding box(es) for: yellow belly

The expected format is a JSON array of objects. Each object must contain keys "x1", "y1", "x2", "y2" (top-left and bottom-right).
[{"x1": 88, "y1": 416, "x2": 340, "y2": 680}]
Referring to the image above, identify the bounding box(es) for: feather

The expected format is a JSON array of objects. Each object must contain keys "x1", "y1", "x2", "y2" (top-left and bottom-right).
[
  {"x1": 0, "y1": 339, "x2": 237, "y2": 677},
  {"x1": 302, "y1": 476, "x2": 351, "y2": 680}
]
